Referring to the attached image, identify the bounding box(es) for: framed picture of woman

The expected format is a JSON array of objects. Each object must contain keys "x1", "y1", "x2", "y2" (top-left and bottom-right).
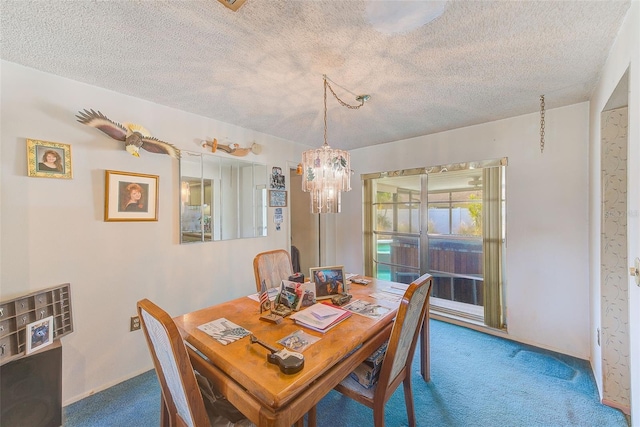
[
  {"x1": 27, "y1": 139, "x2": 73, "y2": 179},
  {"x1": 104, "y1": 170, "x2": 159, "y2": 221}
]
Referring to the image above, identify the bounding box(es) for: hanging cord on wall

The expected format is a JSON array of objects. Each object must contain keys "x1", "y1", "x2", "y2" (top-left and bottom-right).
[{"x1": 540, "y1": 95, "x2": 545, "y2": 153}]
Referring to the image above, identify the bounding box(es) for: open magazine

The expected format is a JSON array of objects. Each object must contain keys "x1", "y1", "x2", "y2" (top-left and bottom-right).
[{"x1": 197, "y1": 318, "x2": 250, "y2": 345}]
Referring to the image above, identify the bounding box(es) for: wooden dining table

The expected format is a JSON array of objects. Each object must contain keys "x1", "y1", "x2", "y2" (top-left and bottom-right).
[{"x1": 173, "y1": 276, "x2": 431, "y2": 427}]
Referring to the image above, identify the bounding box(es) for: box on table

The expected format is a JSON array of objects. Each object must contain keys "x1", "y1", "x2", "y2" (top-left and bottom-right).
[{"x1": 349, "y1": 341, "x2": 388, "y2": 389}]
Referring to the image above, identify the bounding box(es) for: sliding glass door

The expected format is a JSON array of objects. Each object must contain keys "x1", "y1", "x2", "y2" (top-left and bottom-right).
[
  {"x1": 426, "y1": 170, "x2": 485, "y2": 322},
  {"x1": 372, "y1": 175, "x2": 422, "y2": 284},
  {"x1": 364, "y1": 159, "x2": 506, "y2": 328}
]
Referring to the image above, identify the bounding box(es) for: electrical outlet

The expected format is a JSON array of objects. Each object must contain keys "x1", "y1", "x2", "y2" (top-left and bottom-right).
[{"x1": 130, "y1": 316, "x2": 141, "y2": 331}]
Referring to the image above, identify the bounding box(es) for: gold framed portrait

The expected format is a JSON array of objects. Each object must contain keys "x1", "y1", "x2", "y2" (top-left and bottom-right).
[
  {"x1": 27, "y1": 139, "x2": 72, "y2": 179},
  {"x1": 104, "y1": 170, "x2": 159, "y2": 222}
]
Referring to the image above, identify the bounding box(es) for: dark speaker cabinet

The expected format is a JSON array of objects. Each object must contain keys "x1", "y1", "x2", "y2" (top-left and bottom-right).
[
  {"x1": 0, "y1": 284, "x2": 72, "y2": 427},
  {"x1": 0, "y1": 340, "x2": 62, "y2": 427}
]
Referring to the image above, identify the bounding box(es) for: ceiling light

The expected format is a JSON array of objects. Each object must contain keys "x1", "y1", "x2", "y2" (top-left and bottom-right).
[{"x1": 301, "y1": 75, "x2": 369, "y2": 214}]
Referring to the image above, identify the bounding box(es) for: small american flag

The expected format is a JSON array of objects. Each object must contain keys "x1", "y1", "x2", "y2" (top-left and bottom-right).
[{"x1": 259, "y1": 280, "x2": 269, "y2": 311}]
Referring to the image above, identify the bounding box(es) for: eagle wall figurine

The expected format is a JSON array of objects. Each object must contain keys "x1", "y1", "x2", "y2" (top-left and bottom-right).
[{"x1": 76, "y1": 109, "x2": 181, "y2": 158}]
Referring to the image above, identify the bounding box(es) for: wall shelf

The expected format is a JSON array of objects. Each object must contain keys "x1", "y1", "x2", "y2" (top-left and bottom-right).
[{"x1": 0, "y1": 283, "x2": 73, "y2": 365}]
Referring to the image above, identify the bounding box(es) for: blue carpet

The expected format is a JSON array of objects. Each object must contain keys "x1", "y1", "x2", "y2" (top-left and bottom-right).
[{"x1": 64, "y1": 320, "x2": 629, "y2": 426}]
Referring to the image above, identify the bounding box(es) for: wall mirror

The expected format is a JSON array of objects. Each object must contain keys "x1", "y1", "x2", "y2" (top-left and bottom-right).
[{"x1": 180, "y1": 151, "x2": 267, "y2": 243}]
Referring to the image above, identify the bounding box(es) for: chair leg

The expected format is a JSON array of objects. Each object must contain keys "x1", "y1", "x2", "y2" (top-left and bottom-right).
[
  {"x1": 160, "y1": 397, "x2": 170, "y2": 427},
  {"x1": 373, "y1": 404, "x2": 386, "y2": 427},
  {"x1": 403, "y1": 378, "x2": 416, "y2": 427}
]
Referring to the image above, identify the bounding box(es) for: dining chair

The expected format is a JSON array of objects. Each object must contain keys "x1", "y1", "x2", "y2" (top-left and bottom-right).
[
  {"x1": 252, "y1": 249, "x2": 294, "y2": 293},
  {"x1": 137, "y1": 299, "x2": 253, "y2": 427},
  {"x1": 332, "y1": 273, "x2": 433, "y2": 427}
]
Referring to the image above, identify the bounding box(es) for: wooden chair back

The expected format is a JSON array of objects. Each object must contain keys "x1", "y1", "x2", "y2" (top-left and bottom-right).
[
  {"x1": 137, "y1": 299, "x2": 210, "y2": 427},
  {"x1": 252, "y1": 249, "x2": 294, "y2": 293},
  {"x1": 376, "y1": 273, "x2": 432, "y2": 400},
  {"x1": 334, "y1": 273, "x2": 432, "y2": 427}
]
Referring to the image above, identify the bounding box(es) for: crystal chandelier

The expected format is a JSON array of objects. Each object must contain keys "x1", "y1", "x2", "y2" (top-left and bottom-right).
[{"x1": 301, "y1": 75, "x2": 369, "y2": 213}]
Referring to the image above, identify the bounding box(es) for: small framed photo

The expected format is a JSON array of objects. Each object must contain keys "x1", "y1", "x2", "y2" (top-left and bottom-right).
[
  {"x1": 27, "y1": 139, "x2": 72, "y2": 179},
  {"x1": 105, "y1": 170, "x2": 159, "y2": 222},
  {"x1": 270, "y1": 166, "x2": 285, "y2": 189},
  {"x1": 269, "y1": 190, "x2": 287, "y2": 207},
  {"x1": 310, "y1": 266, "x2": 347, "y2": 299},
  {"x1": 26, "y1": 316, "x2": 54, "y2": 354}
]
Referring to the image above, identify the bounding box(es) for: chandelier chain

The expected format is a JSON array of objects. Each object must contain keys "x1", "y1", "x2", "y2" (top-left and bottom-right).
[
  {"x1": 323, "y1": 75, "x2": 365, "y2": 147},
  {"x1": 540, "y1": 95, "x2": 545, "y2": 153},
  {"x1": 324, "y1": 76, "x2": 366, "y2": 110},
  {"x1": 324, "y1": 78, "x2": 328, "y2": 146}
]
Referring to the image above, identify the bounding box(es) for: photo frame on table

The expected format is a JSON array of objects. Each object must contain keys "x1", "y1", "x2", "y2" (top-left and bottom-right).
[
  {"x1": 104, "y1": 170, "x2": 159, "y2": 222},
  {"x1": 26, "y1": 316, "x2": 54, "y2": 354},
  {"x1": 310, "y1": 265, "x2": 347, "y2": 300},
  {"x1": 26, "y1": 139, "x2": 73, "y2": 179},
  {"x1": 269, "y1": 190, "x2": 287, "y2": 207}
]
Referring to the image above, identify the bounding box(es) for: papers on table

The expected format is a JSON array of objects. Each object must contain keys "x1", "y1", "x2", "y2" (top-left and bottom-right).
[
  {"x1": 346, "y1": 273, "x2": 371, "y2": 285},
  {"x1": 369, "y1": 291, "x2": 403, "y2": 304},
  {"x1": 198, "y1": 318, "x2": 250, "y2": 345},
  {"x1": 247, "y1": 287, "x2": 280, "y2": 302},
  {"x1": 289, "y1": 303, "x2": 351, "y2": 333},
  {"x1": 277, "y1": 329, "x2": 320, "y2": 352},
  {"x1": 343, "y1": 299, "x2": 392, "y2": 319},
  {"x1": 369, "y1": 283, "x2": 409, "y2": 304}
]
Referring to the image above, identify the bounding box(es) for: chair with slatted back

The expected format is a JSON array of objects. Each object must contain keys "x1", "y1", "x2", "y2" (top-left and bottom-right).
[
  {"x1": 137, "y1": 299, "x2": 253, "y2": 427},
  {"x1": 252, "y1": 249, "x2": 294, "y2": 293},
  {"x1": 332, "y1": 273, "x2": 433, "y2": 427}
]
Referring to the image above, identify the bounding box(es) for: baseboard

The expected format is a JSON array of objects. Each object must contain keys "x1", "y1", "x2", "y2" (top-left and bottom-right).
[
  {"x1": 63, "y1": 366, "x2": 154, "y2": 407},
  {"x1": 601, "y1": 398, "x2": 630, "y2": 415},
  {"x1": 429, "y1": 312, "x2": 589, "y2": 361}
]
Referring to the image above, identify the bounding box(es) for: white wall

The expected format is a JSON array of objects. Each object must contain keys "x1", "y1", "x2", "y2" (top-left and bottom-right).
[
  {"x1": 336, "y1": 102, "x2": 592, "y2": 359},
  {"x1": 0, "y1": 60, "x2": 304, "y2": 404},
  {"x1": 589, "y1": 1, "x2": 639, "y2": 423}
]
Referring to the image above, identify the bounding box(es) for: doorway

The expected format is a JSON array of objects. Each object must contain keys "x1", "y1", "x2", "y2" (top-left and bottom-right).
[
  {"x1": 600, "y1": 69, "x2": 630, "y2": 414},
  {"x1": 289, "y1": 168, "x2": 320, "y2": 277}
]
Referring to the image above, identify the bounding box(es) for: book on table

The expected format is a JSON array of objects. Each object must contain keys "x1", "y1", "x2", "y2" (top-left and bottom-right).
[{"x1": 289, "y1": 302, "x2": 351, "y2": 333}]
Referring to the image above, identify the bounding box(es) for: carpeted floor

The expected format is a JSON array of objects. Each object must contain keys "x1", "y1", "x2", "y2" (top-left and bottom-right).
[{"x1": 64, "y1": 320, "x2": 630, "y2": 426}]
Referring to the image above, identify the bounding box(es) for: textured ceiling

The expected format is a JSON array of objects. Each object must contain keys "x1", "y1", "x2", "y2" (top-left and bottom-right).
[{"x1": 0, "y1": 0, "x2": 631, "y2": 150}]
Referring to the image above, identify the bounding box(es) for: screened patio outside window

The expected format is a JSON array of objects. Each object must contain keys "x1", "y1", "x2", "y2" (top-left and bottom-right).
[{"x1": 363, "y1": 158, "x2": 506, "y2": 329}]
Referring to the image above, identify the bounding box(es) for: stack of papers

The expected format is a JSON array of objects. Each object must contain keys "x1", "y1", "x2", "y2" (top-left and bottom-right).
[{"x1": 289, "y1": 303, "x2": 351, "y2": 333}]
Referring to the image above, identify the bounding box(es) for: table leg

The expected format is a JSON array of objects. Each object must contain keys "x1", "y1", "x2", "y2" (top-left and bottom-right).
[{"x1": 308, "y1": 405, "x2": 317, "y2": 427}]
